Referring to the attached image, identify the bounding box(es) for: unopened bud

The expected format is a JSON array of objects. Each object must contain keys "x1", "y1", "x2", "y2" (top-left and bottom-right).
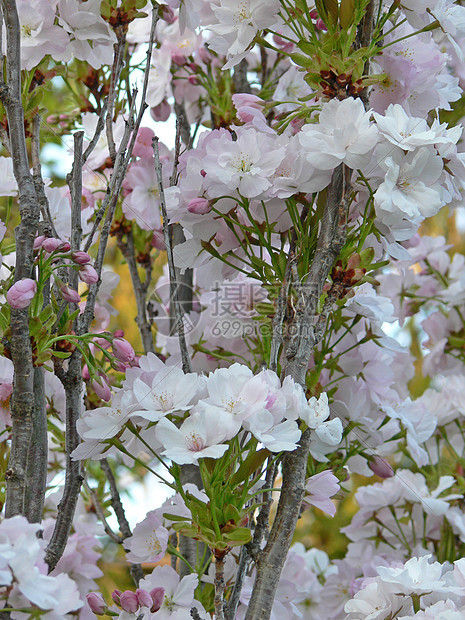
[
  {"x1": 368, "y1": 456, "x2": 394, "y2": 479},
  {"x1": 136, "y1": 589, "x2": 153, "y2": 608},
  {"x1": 86, "y1": 592, "x2": 106, "y2": 615},
  {"x1": 149, "y1": 587, "x2": 165, "y2": 613},
  {"x1": 120, "y1": 591, "x2": 139, "y2": 613},
  {"x1": 187, "y1": 197, "x2": 211, "y2": 215}
]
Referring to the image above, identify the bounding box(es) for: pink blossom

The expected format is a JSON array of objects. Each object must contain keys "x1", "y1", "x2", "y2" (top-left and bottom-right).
[
  {"x1": 151, "y1": 99, "x2": 171, "y2": 122},
  {"x1": 303, "y1": 470, "x2": 340, "y2": 517},
  {"x1": 7, "y1": 278, "x2": 37, "y2": 309},
  {"x1": 368, "y1": 456, "x2": 394, "y2": 478},
  {"x1": 71, "y1": 251, "x2": 91, "y2": 265},
  {"x1": 187, "y1": 197, "x2": 212, "y2": 214},
  {"x1": 125, "y1": 511, "x2": 169, "y2": 563},
  {"x1": 119, "y1": 590, "x2": 138, "y2": 613},
  {"x1": 159, "y1": 3, "x2": 176, "y2": 23},
  {"x1": 79, "y1": 264, "x2": 99, "y2": 284},
  {"x1": 133, "y1": 127, "x2": 156, "y2": 159},
  {"x1": 232, "y1": 93, "x2": 264, "y2": 111},
  {"x1": 111, "y1": 589, "x2": 122, "y2": 605},
  {"x1": 42, "y1": 237, "x2": 65, "y2": 253},
  {"x1": 86, "y1": 592, "x2": 106, "y2": 615},
  {"x1": 33, "y1": 235, "x2": 46, "y2": 250},
  {"x1": 92, "y1": 376, "x2": 111, "y2": 402},
  {"x1": 112, "y1": 338, "x2": 135, "y2": 363},
  {"x1": 152, "y1": 228, "x2": 166, "y2": 250},
  {"x1": 59, "y1": 283, "x2": 81, "y2": 304},
  {"x1": 135, "y1": 589, "x2": 153, "y2": 608},
  {"x1": 149, "y1": 587, "x2": 165, "y2": 612}
]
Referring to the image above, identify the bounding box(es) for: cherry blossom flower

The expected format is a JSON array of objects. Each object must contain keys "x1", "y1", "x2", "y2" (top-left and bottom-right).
[
  {"x1": 57, "y1": 0, "x2": 116, "y2": 68},
  {"x1": 138, "y1": 565, "x2": 206, "y2": 618},
  {"x1": 198, "y1": 363, "x2": 270, "y2": 435},
  {"x1": 12, "y1": 0, "x2": 69, "y2": 70},
  {"x1": 129, "y1": 366, "x2": 200, "y2": 422},
  {"x1": 208, "y1": 0, "x2": 281, "y2": 69},
  {"x1": 6, "y1": 279, "x2": 37, "y2": 309},
  {"x1": 299, "y1": 97, "x2": 379, "y2": 170},
  {"x1": 201, "y1": 127, "x2": 285, "y2": 199},
  {"x1": 303, "y1": 471, "x2": 340, "y2": 517},
  {"x1": 377, "y1": 554, "x2": 447, "y2": 596},
  {"x1": 124, "y1": 512, "x2": 169, "y2": 564},
  {"x1": 374, "y1": 146, "x2": 446, "y2": 227},
  {"x1": 155, "y1": 408, "x2": 230, "y2": 464},
  {"x1": 244, "y1": 411, "x2": 301, "y2": 452}
]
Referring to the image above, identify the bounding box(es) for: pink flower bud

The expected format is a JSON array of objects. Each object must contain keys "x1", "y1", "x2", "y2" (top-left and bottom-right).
[
  {"x1": 42, "y1": 237, "x2": 64, "y2": 253},
  {"x1": 86, "y1": 592, "x2": 106, "y2": 615},
  {"x1": 315, "y1": 18, "x2": 327, "y2": 30},
  {"x1": 120, "y1": 591, "x2": 139, "y2": 613},
  {"x1": 7, "y1": 278, "x2": 37, "y2": 309},
  {"x1": 159, "y1": 3, "x2": 176, "y2": 23},
  {"x1": 113, "y1": 360, "x2": 129, "y2": 372},
  {"x1": 187, "y1": 75, "x2": 198, "y2": 85},
  {"x1": 368, "y1": 456, "x2": 394, "y2": 479},
  {"x1": 112, "y1": 337, "x2": 135, "y2": 363},
  {"x1": 187, "y1": 197, "x2": 211, "y2": 215},
  {"x1": 232, "y1": 93, "x2": 264, "y2": 111},
  {"x1": 92, "y1": 376, "x2": 111, "y2": 402},
  {"x1": 309, "y1": 9, "x2": 318, "y2": 18},
  {"x1": 82, "y1": 364, "x2": 90, "y2": 381},
  {"x1": 111, "y1": 590, "x2": 122, "y2": 606},
  {"x1": 290, "y1": 116, "x2": 305, "y2": 135},
  {"x1": 272, "y1": 33, "x2": 294, "y2": 52},
  {"x1": 71, "y1": 251, "x2": 91, "y2": 265},
  {"x1": 198, "y1": 46, "x2": 211, "y2": 64},
  {"x1": 150, "y1": 100, "x2": 171, "y2": 122},
  {"x1": 133, "y1": 127, "x2": 156, "y2": 159},
  {"x1": 136, "y1": 589, "x2": 153, "y2": 608},
  {"x1": 151, "y1": 229, "x2": 166, "y2": 251},
  {"x1": 59, "y1": 284, "x2": 81, "y2": 304},
  {"x1": 94, "y1": 336, "x2": 111, "y2": 349},
  {"x1": 33, "y1": 235, "x2": 46, "y2": 250},
  {"x1": 149, "y1": 587, "x2": 165, "y2": 613},
  {"x1": 172, "y1": 53, "x2": 187, "y2": 66},
  {"x1": 79, "y1": 264, "x2": 99, "y2": 284}
]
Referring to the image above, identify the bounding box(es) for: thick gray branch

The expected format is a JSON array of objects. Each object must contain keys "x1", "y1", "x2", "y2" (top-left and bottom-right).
[
  {"x1": 244, "y1": 165, "x2": 352, "y2": 620},
  {"x1": 0, "y1": 0, "x2": 43, "y2": 521}
]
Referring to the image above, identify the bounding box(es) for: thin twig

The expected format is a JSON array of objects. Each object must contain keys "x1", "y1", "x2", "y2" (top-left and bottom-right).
[
  {"x1": 153, "y1": 137, "x2": 192, "y2": 374},
  {"x1": 83, "y1": 480, "x2": 122, "y2": 544},
  {"x1": 100, "y1": 459, "x2": 144, "y2": 585},
  {"x1": 106, "y1": 26, "x2": 126, "y2": 165},
  {"x1": 116, "y1": 228, "x2": 154, "y2": 354},
  {"x1": 31, "y1": 114, "x2": 58, "y2": 238}
]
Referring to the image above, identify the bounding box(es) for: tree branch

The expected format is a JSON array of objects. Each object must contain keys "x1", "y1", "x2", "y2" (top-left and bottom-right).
[
  {"x1": 244, "y1": 165, "x2": 352, "y2": 620},
  {"x1": 0, "y1": 0, "x2": 43, "y2": 521},
  {"x1": 100, "y1": 458, "x2": 144, "y2": 586}
]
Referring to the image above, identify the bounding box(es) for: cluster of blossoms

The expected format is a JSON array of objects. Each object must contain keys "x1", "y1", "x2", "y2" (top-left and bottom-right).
[
  {"x1": 0, "y1": 516, "x2": 83, "y2": 618},
  {"x1": 2, "y1": 0, "x2": 465, "y2": 618},
  {"x1": 74, "y1": 356, "x2": 341, "y2": 462}
]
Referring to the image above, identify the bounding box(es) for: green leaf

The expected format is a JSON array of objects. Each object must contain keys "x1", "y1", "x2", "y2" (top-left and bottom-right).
[
  {"x1": 230, "y1": 449, "x2": 270, "y2": 487},
  {"x1": 163, "y1": 513, "x2": 191, "y2": 522},
  {"x1": 339, "y1": 0, "x2": 355, "y2": 28},
  {"x1": 52, "y1": 350, "x2": 72, "y2": 359},
  {"x1": 222, "y1": 527, "x2": 252, "y2": 545}
]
